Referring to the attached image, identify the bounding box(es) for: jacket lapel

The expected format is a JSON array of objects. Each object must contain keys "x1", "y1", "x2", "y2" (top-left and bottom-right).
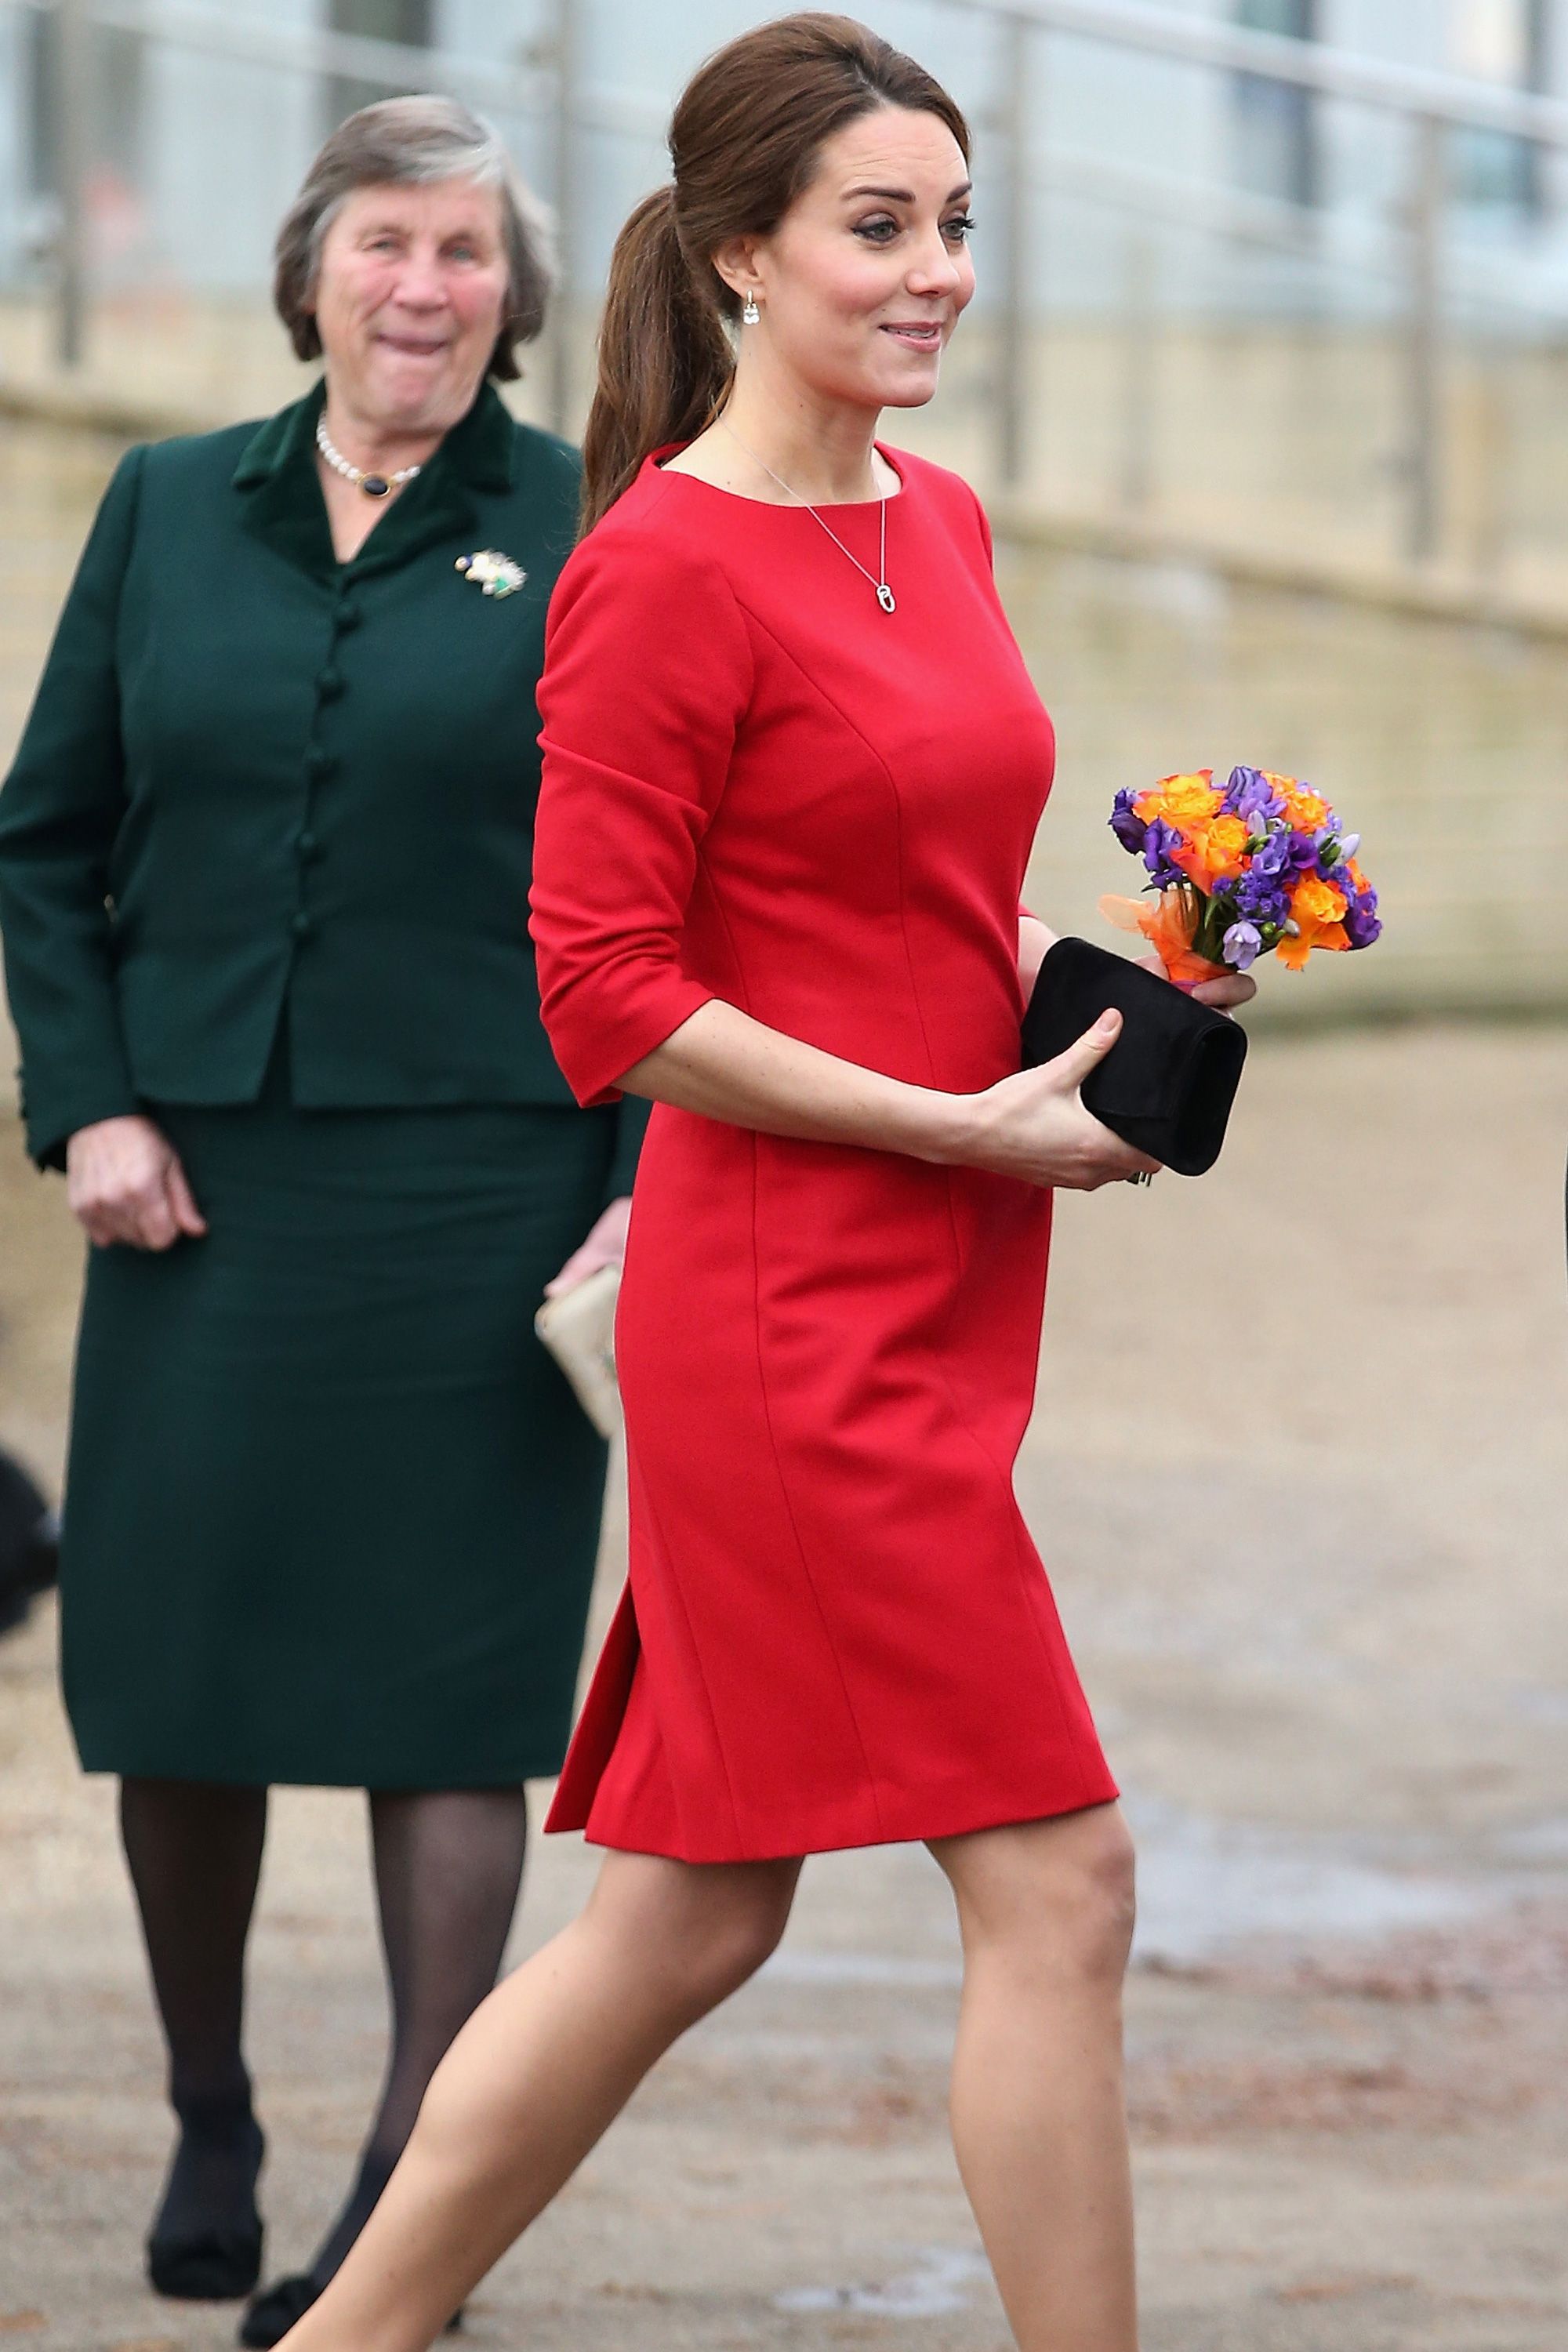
[{"x1": 231, "y1": 380, "x2": 520, "y2": 584}]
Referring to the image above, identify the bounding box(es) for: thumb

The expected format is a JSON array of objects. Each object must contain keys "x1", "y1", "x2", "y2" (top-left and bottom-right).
[{"x1": 1049, "y1": 1007, "x2": 1123, "y2": 1092}]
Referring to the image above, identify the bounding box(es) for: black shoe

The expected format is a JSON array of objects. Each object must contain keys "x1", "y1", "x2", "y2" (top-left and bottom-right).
[
  {"x1": 239, "y1": 2274, "x2": 318, "y2": 2347},
  {"x1": 240, "y1": 2275, "x2": 463, "y2": 2346},
  {"x1": 146, "y1": 2107, "x2": 265, "y2": 2301}
]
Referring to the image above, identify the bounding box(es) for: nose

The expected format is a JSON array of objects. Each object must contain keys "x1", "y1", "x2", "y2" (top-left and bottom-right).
[
  {"x1": 906, "y1": 227, "x2": 965, "y2": 300},
  {"x1": 388, "y1": 245, "x2": 448, "y2": 310}
]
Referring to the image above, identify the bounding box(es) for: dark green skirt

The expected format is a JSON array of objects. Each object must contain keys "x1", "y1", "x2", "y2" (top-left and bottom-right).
[{"x1": 60, "y1": 1041, "x2": 616, "y2": 1788}]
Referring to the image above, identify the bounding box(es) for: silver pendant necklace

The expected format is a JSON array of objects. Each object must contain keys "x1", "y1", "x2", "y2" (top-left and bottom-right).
[
  {"x1": 717, "y1": 418, "x2": 895, "y2": 613},
  {"x1": 315, "y1": 412, "x2": 422, "y2": 500}
]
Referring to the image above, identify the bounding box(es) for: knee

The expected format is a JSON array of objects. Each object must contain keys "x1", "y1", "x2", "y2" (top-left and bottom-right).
[
  {"x1": 593, "y1": 1855, "x2": 798, "y2": 2024},
  {"x1": 1057, "y1": 1811, "x2": 1137, "y2": 1987},
  {"x1": 959, "y1": 1807, "x2": 1138, "y2": 1994},
  {"x1": 674, "y1": 1872, "x2": 795, "y2": 2012}
]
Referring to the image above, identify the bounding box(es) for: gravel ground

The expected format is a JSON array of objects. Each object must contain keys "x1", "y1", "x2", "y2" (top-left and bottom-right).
[{"x1": 3, "y1": 1023, "x2": 1566, "y2": 2351}]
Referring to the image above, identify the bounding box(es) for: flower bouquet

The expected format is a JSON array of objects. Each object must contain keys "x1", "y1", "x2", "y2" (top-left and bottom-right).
[{"x1": 1103, "y1": 765, "x2": 1381, "y2": 987}]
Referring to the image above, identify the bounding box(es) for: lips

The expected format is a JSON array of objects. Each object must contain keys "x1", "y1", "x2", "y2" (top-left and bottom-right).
[
  {"x1": 880, "y1": 322, "x2": 943, "y2": 347},
  {"x1": 376, "y1": 333, "x2": 449, "y2": 358}
]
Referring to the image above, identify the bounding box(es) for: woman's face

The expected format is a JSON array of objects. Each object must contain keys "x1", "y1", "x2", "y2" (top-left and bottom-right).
[
  {"x1": 725, "y1": 105, "x2": 975, "y2": 413},
  {"x1": 310, "y1": 177, "x2": 510, "y2": 433}
]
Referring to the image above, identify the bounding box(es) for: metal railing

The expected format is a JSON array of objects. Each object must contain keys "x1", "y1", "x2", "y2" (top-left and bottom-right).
[{"x1": 7, "y1": 0, "x2": 1568, "y2": 580}]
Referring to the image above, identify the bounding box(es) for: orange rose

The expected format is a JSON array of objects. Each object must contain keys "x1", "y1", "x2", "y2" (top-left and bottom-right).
[
  {"x1": 1171, "y1": 812, "x2": 1249, "y2": 892},
  {"x1": 1291, "y1": 876, "x2": 1348, "y2": 927},
  {"x1": 1136, "y1": 770, "x2": 1220, "y2": 829}
]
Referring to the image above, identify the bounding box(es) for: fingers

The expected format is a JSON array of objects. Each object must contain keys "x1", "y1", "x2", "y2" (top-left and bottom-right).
[
  {"x1": 1191, "y1": 972, "x2": 1257, "y2": 1012},
  {"x1": 1076, "y1": 1122, "x2": 1160, "y2": 1189},
  {"x1": 545, "y1": 1200, "x2": 633, "y2": 1297},
  {"x1": 67, "y1": 1135, "x2": 205, "y2": 1252},
  {"x1": 543, "y1": 1241, "x2": 606, "y2": 1298},
  {"x1": 165, "y1": 1157, "x2": 209, "y2": 1239}
]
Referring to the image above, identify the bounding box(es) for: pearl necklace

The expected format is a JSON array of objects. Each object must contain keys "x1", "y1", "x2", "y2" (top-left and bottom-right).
[
  {"x1": 314, "y1": 413, "x2": 422, "y2": 499},
  {"x1": 717, "y1": 419, "x2": 896, "y2": 613}
]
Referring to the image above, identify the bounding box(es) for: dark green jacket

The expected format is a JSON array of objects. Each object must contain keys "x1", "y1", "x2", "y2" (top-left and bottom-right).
[{"x1": 0, "y1": 379, "x2": 647, "y2": 1189}]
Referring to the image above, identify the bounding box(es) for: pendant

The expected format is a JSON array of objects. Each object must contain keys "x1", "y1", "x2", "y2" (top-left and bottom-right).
[
  {"x1": 877, "y1": 583, "x2": 896, "y2": 614},
  {"x1": 361, "y1": 474, "x2": 392, "y2": 499}
]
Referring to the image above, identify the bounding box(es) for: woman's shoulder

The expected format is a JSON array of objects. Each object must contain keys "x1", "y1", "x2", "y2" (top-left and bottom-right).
[
  {"x1": 504, "y1": 417, "x2": 583, "y2": 502},
  {"x1": 885, "y1": 446, "x2": 993, "y2": 551},
  {"x1": 140, "y1": 415, "x2": 278, "y2": 491},
  {"x1": 557, "y1": 461, "x2": 744, "y2": 598},
  {"x1": 544, "y1": 465, "x2": 753, "y2": 675}
]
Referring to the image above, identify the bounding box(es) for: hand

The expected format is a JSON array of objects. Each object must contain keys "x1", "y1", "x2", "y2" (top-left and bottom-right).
[
  {"x1": 1190, "y1": 970, "x2": 1257, "y2": 1013},
  {"x1": 1136, "y1": 953, "x2": 1258, "y2": 1015},
  {"x1": 66, "y1": 1115, "x2": 209, "y2": 1250},
  {"x1": 964, "y1": 1012, "x2": 1160, "y2": 1190},
  {"x1": 545, "y1": 1196, "x2": 632, "y2": 1298}
]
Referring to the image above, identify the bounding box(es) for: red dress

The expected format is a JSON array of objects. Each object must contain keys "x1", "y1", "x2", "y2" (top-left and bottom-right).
[{"x1": 529, "y1": 447, "x2": 1117, "y2": 1863}]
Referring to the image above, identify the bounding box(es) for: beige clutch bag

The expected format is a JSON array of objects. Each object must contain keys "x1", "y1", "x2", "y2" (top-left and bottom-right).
[{"x1": 534, "y1": 1262, "x2": 622, "y2": 1439}]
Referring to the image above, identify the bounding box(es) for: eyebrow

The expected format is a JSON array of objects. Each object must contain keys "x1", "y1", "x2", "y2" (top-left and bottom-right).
[{"x1": 842, "y1": 180, "x2": 974, "y2": 205}]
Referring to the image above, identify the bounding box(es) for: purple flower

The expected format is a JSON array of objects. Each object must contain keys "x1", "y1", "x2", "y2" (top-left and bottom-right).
[
  {"x1": 1109, "y1": 789, "x2": 1148, "y2": 854},
  {"x1": 1221, "y1": 920, "x2": 1264, "y2": 971},
  {"x1": 1252, "y1": 833, "x2": 1291, "y2": 878},
  {"x1": 1224, "y1": 765, "x2": 1285, "y2": 826},
  {"x1": 1284, "y1": 830, "x2": 1319, "y2": 872},
  {"x1": 1142, "y1": 818, "x2": 1185, "y2": 887},
  {"x1": 1342, "y1": 887, "x2": 1382, "y2": 950},
  {"x1": 1236, "y1": 872, "x2": 1289, "y2": 927}
]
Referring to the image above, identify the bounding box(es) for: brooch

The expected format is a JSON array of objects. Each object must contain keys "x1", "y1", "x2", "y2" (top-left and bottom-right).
[{"x1": 455, "y1": 549, "x2": 526, "y2": 598}]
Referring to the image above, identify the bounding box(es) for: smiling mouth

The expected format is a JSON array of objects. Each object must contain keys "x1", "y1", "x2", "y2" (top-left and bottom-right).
[
  {"x1": 880, "y1": 321, "x2": 943, "y2": 347},
  {"x1": 376, "y1": 333, "x2": 449, "y2": 358}
]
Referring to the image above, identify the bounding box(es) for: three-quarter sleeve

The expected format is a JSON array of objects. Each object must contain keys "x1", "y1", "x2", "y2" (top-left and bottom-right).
[
  {"x1": 530, "y1": 524, "x2": 753, "y2": 1107},
  {"x1": 0, "y1": 448, "x2": 143, "y2": 1167}
]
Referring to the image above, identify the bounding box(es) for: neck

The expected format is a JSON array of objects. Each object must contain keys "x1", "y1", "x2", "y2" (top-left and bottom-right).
[
  {"x1": 718, "y1": 359, "x2": 883, "y2": 504},
  {"x1": 319, "y1": 385, "x2": 452, "y2": 478}
]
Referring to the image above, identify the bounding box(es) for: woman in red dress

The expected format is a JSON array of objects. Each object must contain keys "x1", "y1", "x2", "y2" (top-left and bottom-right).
[{"x1": 278, "y1": 20, "x2": 1253, "y2": 2352}]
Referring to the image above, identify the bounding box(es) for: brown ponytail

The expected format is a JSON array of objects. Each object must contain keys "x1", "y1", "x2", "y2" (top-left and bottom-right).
[
  {"x1": 580, "y1": 187, "x2": 735, "y2": 533},
  {"x1": 579, "y1": 13, "x2": 969, "y2": 534}
]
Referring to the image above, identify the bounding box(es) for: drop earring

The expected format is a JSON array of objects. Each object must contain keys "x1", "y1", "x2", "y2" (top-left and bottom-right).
[{"x1": 742, "y1": 293, "x2": 760, "y2": 325}]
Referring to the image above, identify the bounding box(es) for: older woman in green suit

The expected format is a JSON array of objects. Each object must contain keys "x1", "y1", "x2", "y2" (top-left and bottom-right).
[{"x1": 0, "y1": 96, "x2": 640, "y2": 2346}]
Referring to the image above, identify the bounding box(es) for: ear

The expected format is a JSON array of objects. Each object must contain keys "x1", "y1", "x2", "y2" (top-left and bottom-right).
[{"x1": 711, "y1": 232, "x2": 763, "y2": 308}]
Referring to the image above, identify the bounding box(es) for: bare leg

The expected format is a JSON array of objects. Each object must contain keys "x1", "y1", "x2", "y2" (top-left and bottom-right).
[
  {"x1": 931, "y1": 1802, "x2": 1138, "y2": 2352},
  {"x1": 277, "y1": 1847, "x2": 801, "y2": 2352}
]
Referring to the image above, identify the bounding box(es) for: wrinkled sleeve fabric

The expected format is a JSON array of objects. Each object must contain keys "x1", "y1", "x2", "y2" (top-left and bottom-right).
[
  {"x1": 0, "y1": 448, "x2": 143, "y2": 1169},
  {"x1": 531, "y1": 521, "x2": 753, "y2": 1109}
]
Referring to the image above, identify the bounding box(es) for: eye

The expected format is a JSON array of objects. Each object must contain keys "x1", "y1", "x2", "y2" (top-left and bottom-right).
[
  {"x1": 852, "y1": 215, "x2": 900, "y2": 244},
  {"x1": 448, "y1": 242, "x2": 477, "y2": 262},
  {"x1": 942, "y1": 213, "x2": 976, "y2": 245}
]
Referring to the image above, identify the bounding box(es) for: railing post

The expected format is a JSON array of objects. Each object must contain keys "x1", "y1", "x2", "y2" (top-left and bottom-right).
[
  {"x1": 1403, "y1": 111, "x2": 1445, "y2": 565},
  {"x1": 546, "y1": 0, "x2": 579, "y2": 437},
  {"x1": 55, "y1": 0, "x2": 91, "y2": 370},
  {"x1": 996, "y1": 10, "x2": 1030, "y2": 491}
]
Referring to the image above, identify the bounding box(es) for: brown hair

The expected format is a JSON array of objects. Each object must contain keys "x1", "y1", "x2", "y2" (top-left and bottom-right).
[
  {"x1": 274, "y1": 94, "x2": 553, "y2": 383},
  {"x1": 580, "y1": 13, "x2": 970, "y2": 531}
]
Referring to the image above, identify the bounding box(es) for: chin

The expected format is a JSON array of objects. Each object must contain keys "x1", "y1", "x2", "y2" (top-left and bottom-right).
[
  {"x1": 876, "y1": 364, "x2": 943, "y2": 412},
  {"x1": 367, "y1": 361, "x2": 465, "y2": 423}
]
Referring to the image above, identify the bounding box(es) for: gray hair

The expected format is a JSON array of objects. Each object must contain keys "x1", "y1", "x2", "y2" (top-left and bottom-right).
[{"x1": 273, "y1": 94, "x2": 554, "y2": 382}]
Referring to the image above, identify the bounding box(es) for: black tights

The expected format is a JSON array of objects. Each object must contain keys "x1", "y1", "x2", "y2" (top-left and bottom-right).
[{"x1": 120, "y1": 1777, "x2": 528, "y2": 2286}]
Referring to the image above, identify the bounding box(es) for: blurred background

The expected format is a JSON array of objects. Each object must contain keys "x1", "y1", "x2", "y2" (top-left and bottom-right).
[{"x1": 2, "y1": 7, "x2": 1567, "y2": 2350}]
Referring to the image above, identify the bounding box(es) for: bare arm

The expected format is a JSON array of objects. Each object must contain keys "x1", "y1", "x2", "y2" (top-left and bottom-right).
[{"x1": 617, "y1": 997, "x2": 1155, "y2": 1192}]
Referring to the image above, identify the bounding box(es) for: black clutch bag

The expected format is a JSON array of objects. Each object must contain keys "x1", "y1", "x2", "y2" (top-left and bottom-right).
[{"x1": 1021, "y1": 935, "x2": 1247, "y2": 1177}]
